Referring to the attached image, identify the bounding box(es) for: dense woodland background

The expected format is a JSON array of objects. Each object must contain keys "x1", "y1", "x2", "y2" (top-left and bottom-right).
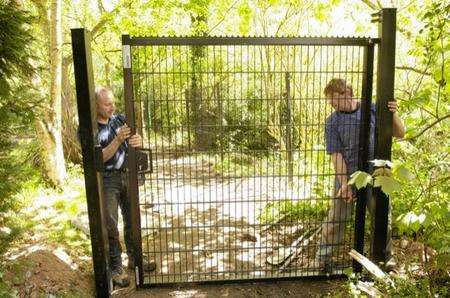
[{"x1": 0, "y1": 0, "x2": 448, "y2": 296}]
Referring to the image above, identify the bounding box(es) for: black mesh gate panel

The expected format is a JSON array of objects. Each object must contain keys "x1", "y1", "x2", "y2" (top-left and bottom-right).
[{"x1": 122, "y1": 37, "x2": 375, "y2": 286}]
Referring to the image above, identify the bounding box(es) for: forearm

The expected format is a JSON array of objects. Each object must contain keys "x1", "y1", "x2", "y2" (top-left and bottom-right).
[
  {"x1": 392, "y1": 113, "x2": 405, "y2": 139},
  {"x1": 102, "y1": 137, "x2": 121, "y2": 162},
  {"x1": 332, "y1": 153, "x2": 348, "y2": 189}
]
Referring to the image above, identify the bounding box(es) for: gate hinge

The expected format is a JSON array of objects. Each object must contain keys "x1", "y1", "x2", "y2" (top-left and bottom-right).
[{"x1": 123, "y1": 45, "x2": 131, "y2": 69}]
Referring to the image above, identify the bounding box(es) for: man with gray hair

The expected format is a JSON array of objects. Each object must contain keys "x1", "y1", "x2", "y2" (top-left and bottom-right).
[{"x1": 95, "y1": 86, "x2": 155, "y2": 287}]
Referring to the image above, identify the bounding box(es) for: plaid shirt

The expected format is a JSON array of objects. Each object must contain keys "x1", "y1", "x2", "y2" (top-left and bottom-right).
[{"x1": 97, "y1": 114, "x2": 128, "y2": 171}]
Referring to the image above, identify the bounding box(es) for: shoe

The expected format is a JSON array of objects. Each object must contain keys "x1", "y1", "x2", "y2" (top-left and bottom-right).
[
  {"x1": 111, "y1": 266, "x2": 130, "y2": 287},
  {"x1": 127, "y1": 255, "x2": 157, "y2": 272}
]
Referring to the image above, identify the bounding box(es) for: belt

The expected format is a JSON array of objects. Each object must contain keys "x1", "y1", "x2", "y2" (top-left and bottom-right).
[{"x1": 103, "y1": 169, "x2": 126, "y2": 175}]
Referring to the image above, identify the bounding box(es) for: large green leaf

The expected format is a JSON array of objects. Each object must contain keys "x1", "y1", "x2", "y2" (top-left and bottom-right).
[
  {"x1": 398, "y1": 211, "x2": 426, "y2": 233},
  {"x1": 348, "y1": 171, "x2": 373, "y2": 190},
  {"x1": 373, "y1": 176, "x2": 401, "y2": 196}
]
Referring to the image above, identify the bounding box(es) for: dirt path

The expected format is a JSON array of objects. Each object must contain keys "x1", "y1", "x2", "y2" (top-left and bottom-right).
[
  {"x1": 111, "y1": 276, "x2": 345, "y2": 297},
  {"x1": 69, "y1": 152, "x2": 351, "y2": 295},
  {"x1": 135, "y1": 154, "x2": 347, "y2": 285}
]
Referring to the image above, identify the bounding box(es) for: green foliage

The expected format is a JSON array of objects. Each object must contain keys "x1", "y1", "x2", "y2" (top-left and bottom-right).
[
  {"x1": 0, "y1": 1, "x2": 40, "y2": 217},
  {"x1": 346, "y1": 270, "x2": 449, "y2": 297},
  {"x1": 392, "y1": 163, "x2": 414, "y2": 182},
  {"x1": 388, "y1": 3, "x2": 450, "y2": 285},
  {"x1": 0, "y1": 140, "x2": 40, "y2": 209},
  {"x1": 348, "y1": 161, "x2": 403, "y2": 196},
  {"x1": 237, "y1": 2, "x2": 252, "y2": 35},
  {"x1": 348, "y1": 171, "x2": 373, "y2": 190},
  {"x1": 373, "y1": 176, "x2": 401, "y2": 197},
  {"x1": 0, "y1": 1, "x2": 35, "y2": 99}
]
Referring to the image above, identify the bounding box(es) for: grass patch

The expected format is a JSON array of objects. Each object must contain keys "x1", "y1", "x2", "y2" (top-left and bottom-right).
[{"x1": 258, "y1": 199, "x2": 328, "y2": 224}]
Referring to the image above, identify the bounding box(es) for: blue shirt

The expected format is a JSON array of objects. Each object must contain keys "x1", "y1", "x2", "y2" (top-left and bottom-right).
[
  {"x1": 97, "y1": 114, "x2": 128, "y2": 171},
  {"x1": 325, "y1": 104, "x2": 376, "y2": 187}
]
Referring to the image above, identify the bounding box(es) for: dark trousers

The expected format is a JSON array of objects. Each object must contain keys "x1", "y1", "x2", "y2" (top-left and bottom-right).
[{"x1": 103, "y1": 171, "x2": 133, "y2": 270}]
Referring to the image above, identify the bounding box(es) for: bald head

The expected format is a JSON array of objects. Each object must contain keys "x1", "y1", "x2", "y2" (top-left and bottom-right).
[
  {"x1": 95, "y1": 86, "x2": 114, "y2": 102},
  {"x1": 95, "y1": 86, "x2": 116, "y2": 123}
]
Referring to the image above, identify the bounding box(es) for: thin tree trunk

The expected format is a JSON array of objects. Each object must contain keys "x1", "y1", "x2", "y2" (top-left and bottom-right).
[
  {"x1": 62, "y1": 56, "x2": 82, "y2": 164},
  {"x1": 37, "y1": 0, "x2": 66, "y2": 186}
]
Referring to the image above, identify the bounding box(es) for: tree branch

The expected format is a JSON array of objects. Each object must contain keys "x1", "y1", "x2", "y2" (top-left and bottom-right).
[
  {"x1": 208, "y1": 0, "x2": 240, "y2": 34},
  {"x1": 61, "y1": 4, "x2": 120, "y2": 63},
  {"x1": 97, "y1": 0, "x2": 105, "y2": 13},
  {"x1": 402, "y1": 114, "x2": 450, "y2": 141},
  {"x1": 91, "y1": 18, "x2": 108, "y2": 37},
  {"x1": 91, "y1": 4, "x2": 122, "y2": 37},
  {"x1": 274, "y1": 3, "x2": 293, "y2": 36},
  {"x1": 360, "y1": 0, "x2": 379, "y2": 10},
  {"x1": 396, "y1": 66, "x2": 431, "y2": 76}
]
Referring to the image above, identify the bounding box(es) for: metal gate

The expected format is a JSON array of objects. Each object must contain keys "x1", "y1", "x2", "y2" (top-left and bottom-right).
[{"x1": 123, "y1": 36, "x2": 377, "y2": 286}]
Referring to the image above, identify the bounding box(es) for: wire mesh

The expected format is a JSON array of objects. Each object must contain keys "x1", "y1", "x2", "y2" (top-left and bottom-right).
[{"x1": 126, "y1": 37, "x2": 372, "y2": 285}]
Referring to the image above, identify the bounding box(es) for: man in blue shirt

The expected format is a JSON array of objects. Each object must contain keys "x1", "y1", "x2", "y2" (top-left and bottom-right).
[
  {"x1": 311, "y1": 78, "x2": 405, "y2": 272},
  {"x1": 96, "y1": 86, "x2": 155, "y2": 287}
]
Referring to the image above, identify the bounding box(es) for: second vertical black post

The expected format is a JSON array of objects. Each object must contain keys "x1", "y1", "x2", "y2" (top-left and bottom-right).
[
  {"x1": 372, "y1": 8, "x2": 397, "y2": 264},
  {"x1": 353, "y1": 41, "x2": 374, "y2": 272}
]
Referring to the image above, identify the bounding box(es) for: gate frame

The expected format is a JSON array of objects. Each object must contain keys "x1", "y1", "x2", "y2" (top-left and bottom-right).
[
  {"x1": 123, "y1": 36, "x2": 145, "y2": 286},
  {"x1": 123, "y1": 9, "x2": 396, "y2": 288},
  {"x1": 123, "y1": 35, "x2": 375, "y2": 285}
]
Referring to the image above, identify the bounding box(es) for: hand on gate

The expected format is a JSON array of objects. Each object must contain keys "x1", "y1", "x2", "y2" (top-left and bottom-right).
[
  {"x1": 337, "y1": 184, "x2": 355, "y2": 203},
  {"x1": 388, "y1": 100, "x2": 398, "y2": 113},
  {"x1": 129, "y1": 133, "x2": 142, "y2": 148},
  {"x1": 116, "y1": 124, "x2": 131, "y2": 143}
]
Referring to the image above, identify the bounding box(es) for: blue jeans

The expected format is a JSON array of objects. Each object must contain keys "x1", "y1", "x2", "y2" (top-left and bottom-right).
[{"x1": 103, "y1": 171, "x2": 133, "y2": 270}]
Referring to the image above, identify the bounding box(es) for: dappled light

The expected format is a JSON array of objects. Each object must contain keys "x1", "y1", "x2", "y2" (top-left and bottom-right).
[{"x1": 1, "y1": 0, "x2": 448, "y2": 297}]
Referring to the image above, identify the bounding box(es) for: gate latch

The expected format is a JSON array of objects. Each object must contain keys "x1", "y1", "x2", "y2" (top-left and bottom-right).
[{"x1": 137, "y1": 148, "x2": 153, "y2": 174}]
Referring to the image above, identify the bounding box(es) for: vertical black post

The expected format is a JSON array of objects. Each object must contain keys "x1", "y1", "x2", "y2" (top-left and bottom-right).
[
  {"x1": 71, "y1": 28, "x2": 112, "y2": 297},
  {"x1": 353, "y1": 42, "x2": 375, "y2": 272},
  {"x1": 122, "y1": 35, "x2": 144, "y2": 287},
  {"x1": 372, "y1": 8, "x2": 396, "y2": 264}
]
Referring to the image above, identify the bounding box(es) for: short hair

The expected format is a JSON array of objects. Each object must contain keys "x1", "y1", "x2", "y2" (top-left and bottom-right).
[
  {"x1": 95, "y1": 86, "x2": 113, "y2": 102},
  {"x1": 323, "y1": 78, "x2": 352, "y2": 96}
]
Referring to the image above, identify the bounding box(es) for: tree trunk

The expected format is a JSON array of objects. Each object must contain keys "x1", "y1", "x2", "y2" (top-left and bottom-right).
[
  {"x1": 62, "y1": 56, "x2": 82, "y2": 164},
  {"x1": 37, "y1": 0, "x2": 66, "y2": 186},
  {"x1": 189, "y1": 13, "x2": 215, "y2": 150}
]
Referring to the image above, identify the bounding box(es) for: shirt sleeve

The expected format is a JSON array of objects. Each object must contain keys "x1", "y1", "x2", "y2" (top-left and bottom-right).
[{"x1": 325, "y1": 118, "x2": 342, "y2": 154}]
